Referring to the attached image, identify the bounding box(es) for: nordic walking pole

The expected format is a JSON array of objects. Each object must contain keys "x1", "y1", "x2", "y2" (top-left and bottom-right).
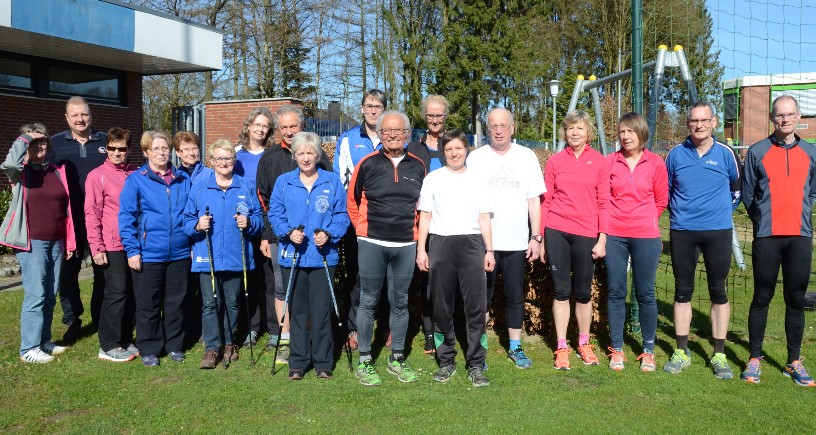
[
  {"x1": 205, "y1": 206, "x2": 216, "y2": 299},
  {"x1": 204, "y1": 206, "x2": 226, "y2": 369},
  {"x1": 316, "y1": 229, "x2": 352, "y2": 373},
  {"x1": 271, "y1": 225, "x2": 303, "y2": 375},
  {"x1": 236, "y1": 210, "x2": 254, "y2": 366}
]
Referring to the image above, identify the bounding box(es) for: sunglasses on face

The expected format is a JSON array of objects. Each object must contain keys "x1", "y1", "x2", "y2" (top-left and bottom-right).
[{"x1": 107, "y1": 146, "x2": 128, "y2": 152}]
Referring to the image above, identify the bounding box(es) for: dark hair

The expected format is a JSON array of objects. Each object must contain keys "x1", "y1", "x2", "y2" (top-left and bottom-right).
[
  {"x1": 617, "y1": 112, "x2": 649, "y2": 149},
  {"x1": 172, "y1": 131, "x2": 200, "y2": 151},
  {"x1": 107, "y1": 127, "x2": 130, "y2": 146},
  {"x1": 439, "y1": 129, "x2": 470, "y2": 153},
  {"x1": 361, "y1": 89, "x2": 387, "y2": 109}
]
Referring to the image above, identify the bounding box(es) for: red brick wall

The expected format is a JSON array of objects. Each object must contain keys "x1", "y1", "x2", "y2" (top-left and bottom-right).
[
  {"x1": 0, "y1": 71, "x2": 144, "y2": 188},
  {"x1": 204, "y1": 98, "x2": 302, "y2": 146},
  {"x1": 740, "y1": 86, "x2": 771, "y2": 147}
]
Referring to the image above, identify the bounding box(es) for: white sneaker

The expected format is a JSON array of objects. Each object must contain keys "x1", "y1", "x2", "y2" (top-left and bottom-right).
[
  {"x1": 41, "y1": 341, "x2": 68, "y2": 356},
  {"x1": 20, "y1": 348, "x2": 55, "y2": 364}
]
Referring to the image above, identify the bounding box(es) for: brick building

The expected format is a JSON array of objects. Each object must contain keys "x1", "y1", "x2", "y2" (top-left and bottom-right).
[
  {"x1": 202, "y1": 98, "x2": 303, "y2": 146},
  {"x1": 0, "y1": 0, "x2": 222, "y2": 186},
  {"x1": 722, "y1": 73, "x2": 816, "y2": 148}
]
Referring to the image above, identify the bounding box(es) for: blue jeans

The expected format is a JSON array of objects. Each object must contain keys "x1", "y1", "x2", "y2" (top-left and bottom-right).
[
  {"x1": 17, "y1": 239, "x2": 64, "y2": 355},
  {"x1": 356, "y1": 240, "x2": 416, "y2": 355},
  {"x1": 604, "y1": 236, "x2": 661, "y2": 352},
  {"x1": 199, "y1": 272, "x2": 241, "y2": 351}
]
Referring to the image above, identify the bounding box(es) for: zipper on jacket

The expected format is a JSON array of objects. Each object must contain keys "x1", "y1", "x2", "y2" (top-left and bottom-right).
[
  {"x1": 166, "y1": 186, "x2": 172, "y2": 259},
  {"x1": 786, "y1": 146, "x2": 790, "y2": 177}
]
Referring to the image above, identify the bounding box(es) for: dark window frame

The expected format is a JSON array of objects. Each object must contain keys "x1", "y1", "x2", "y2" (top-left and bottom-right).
[{"x1": 0, "y1": 50, "x2": 126, "y2": 106}]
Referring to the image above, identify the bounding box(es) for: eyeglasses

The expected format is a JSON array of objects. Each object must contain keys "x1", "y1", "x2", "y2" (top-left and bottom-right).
[
  {"x1": 379, "y1": 128, "x2": 408, "y2": 135},
  {"x1": 148, "y1": 147, "x2": 170, "y2": 154},
  {"x1": 252, "y1": 123, "x2": 271, "y2": 130},
  {"x1": 425, "y1": 114, "x2": 446, "y2": 120},
  {"x1": 488, "y1": 124, "x2": 513, "y2": 132},
  {"x1": 212, "y1": 157, "x2": 236, "y2": 164},
  {"x1": 107, "y1": 146, "x2": 128, "y2": 152},
  {"x1": 687, "y1": 118, "x2": 713, "y2": 126},
  {"x1": 178, "y1": 147, "x2": 199, "y2": 154},
  {"x1": 278, "y1": 124, "x2": 300, "y2": 132},
  {"x1": 363, "y1": 104, "x2": 384, "y2": 111},
  {"x1": 774, "y1": 113, "x2": 799, "y2": 121}
]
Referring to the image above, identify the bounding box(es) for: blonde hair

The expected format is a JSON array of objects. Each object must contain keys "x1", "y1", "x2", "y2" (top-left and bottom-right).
[
  {"x1": 140, "y1": 130, "x2": 171, "y2": 153},
  {"x1": 560, "y1": 110, "x2": 596, "y2": 144},
  {"x1": 208, "y1": 139, "x2": 236, "y2": 159},
  {"x1": 422, "y1": 95, "x2": 450, "y2": 116}
]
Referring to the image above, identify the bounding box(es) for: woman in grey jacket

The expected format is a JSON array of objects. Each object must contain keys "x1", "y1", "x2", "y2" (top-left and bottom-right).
[{"x1": 0, "y1": 123, "x2": 76, "y2": 363}]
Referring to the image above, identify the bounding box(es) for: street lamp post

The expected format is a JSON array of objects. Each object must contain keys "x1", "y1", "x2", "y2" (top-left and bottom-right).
[{"x1": 548, "y1": 80, "x2": 560, "y2": 150}]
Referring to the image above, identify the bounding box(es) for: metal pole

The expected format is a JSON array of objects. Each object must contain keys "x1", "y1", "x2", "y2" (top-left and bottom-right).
[
  {"x1": 590, "y1": 79, "x2": 608, "y2": 155},
  {"x1": 646, "y1": 45, "x2": 668, "y2": 151},
  {"x1": 552, "y1": 95, "x2": 557, "y2": 147},
  {"x1": 632, "y1": 0, "x2": 643, "y2": 114}
]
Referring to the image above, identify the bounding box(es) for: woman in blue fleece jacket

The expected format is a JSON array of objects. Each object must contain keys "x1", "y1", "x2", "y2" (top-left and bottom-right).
[{"x1": 269, "y1": 132, "x2": 348, "y2": 380}]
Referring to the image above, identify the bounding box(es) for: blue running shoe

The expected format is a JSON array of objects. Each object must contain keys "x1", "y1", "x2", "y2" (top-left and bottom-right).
[
  {"x1": 141, "y1": 355, "x2": 160, "y2": 367},
  {"x1": 741, "y1": 357, "x2": 762, "y2": 384},
  {"x1": 784, "y1": 360, "x2": 816, "y2": 387},
  {"x1": 508, "y1": 347, "x2": 532, "y2": 369}
]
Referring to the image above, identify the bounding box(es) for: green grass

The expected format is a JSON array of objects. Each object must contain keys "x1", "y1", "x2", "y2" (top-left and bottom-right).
[{"x1": 1, "y1": 274, "x2": 815, "y2": 434}]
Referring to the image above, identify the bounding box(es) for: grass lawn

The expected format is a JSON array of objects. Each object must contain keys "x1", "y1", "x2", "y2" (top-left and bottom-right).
[
  {"x1": 1, "y1": 275, "x2": 815, "y2": 434},
  {"x1": 3, "y1": 207, "x2": 816, "y2": 435}
]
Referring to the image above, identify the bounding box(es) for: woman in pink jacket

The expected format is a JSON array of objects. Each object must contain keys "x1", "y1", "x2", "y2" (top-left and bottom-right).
[
  {"x1": 540, "y1": 110, "x2": 610, "y2": 371},
  {"x1": 604, "y1": 113, "x2": 667, "y2": 372},
  {"x1": 85, "y1": 128, "x2": 138, "y2": 362}
]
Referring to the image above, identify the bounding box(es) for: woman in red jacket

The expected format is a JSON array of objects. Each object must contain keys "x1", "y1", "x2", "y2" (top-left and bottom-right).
[
  {"x1": 540, "y1": 110, "x2": 610, "y2": 371},
  {"x1": 604, "y1": 112, "x2": 668, "y2": 372},
  {"x1": 85, "y1": 127, "x2": 138, "y2": 362}
]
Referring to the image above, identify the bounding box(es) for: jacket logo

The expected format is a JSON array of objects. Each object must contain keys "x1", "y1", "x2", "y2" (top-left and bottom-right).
[
  {"x1": 354, "y1": 144, "x2": 367, "y2": 149},
  {"x1": 97, "y1": 146, "x2": 107, "y2": 154},
  {"x1": 236, "y1": 202, "x2": 250, "y2": 215},
  {"x1": 706, "y1": 159, "x2": 718, "y2": 166},
  {"x1": 315, "y1": 195, "x2": 330, "y2": 214}
]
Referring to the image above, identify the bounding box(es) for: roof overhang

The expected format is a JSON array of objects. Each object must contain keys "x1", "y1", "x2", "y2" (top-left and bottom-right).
[{"x1": 0, "y1": 0, "x2": 223, "y2": 75}]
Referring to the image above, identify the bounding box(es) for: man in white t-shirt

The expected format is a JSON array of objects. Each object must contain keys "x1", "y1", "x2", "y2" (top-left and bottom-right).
[{"x1": 466, "y1": 107, "x2": 546, "y2": 369}]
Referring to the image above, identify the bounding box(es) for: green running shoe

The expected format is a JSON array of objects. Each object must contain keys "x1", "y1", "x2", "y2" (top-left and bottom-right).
[
  {"x1": 387, "y1": 357, "x2": 418, "y2": 383},
  {"x1": 662, "y1": 348, "x2": 691, "y2": 374},
  {"x1": 711, "y1": 352, "x2": 734, "y2": 380},
  {"x1": 355, "y1": 360, "x2": 382, "y2": 386}
]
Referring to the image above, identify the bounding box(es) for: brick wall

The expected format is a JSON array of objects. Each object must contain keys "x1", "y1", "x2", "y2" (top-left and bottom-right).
[
  {"x1": 739, "y1": 85, "x2": 771, "y2": 147},
  {"x1": 0, "y1": 71, "x2": 144, "y2": 188},
  {"x1": 204, "y1": 98, "x2": 302, "y2": 146}
]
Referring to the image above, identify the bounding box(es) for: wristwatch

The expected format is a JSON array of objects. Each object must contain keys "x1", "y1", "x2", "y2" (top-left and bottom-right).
[{"x1": 530, "y1": 235, "x2": 543, "y2": 243}]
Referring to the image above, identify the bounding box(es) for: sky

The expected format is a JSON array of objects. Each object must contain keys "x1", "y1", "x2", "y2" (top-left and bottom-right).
[{"x1": 707, "y1": 0, "x2": 816, "y2": 80}]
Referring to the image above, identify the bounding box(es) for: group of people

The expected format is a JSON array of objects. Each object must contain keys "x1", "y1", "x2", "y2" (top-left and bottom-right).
[{"x1": 4, "y1": 91, "x2": 815, "y2": 388}]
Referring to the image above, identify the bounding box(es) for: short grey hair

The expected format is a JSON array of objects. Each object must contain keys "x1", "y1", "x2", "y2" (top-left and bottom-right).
[
  {"x1": 422, "y1": 95, "x2": 450, "y2": 116},
  {"x1": 686, "y1": 101, "x2": 717, "y2": 121},
  {"x1": 274, "y1": 105, "x2": 304, "y2": 129},
  {"x1": 486, "y1": 107, "x2": 515, "y2": 126},
  {"x1": 771, "y1": 95, "x2": 800, "y2": 116},
  {"x1": 376, "y1": 110, "x2": 412, "y2": 133},
  {"x1": 290, "y1": 132, "x2": 323, "y2": 159}
]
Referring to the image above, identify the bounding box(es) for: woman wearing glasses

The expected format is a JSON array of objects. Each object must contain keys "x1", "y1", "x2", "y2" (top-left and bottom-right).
[
  {"x1": 85, "y1": 127, "x2": 138, "y2": 362},
  {"x1": 234, "y1": 107, "x2": 273, "y2": 349},
  {"x1": 119, "y1": 130, "x2": 192, "y2": 367},
  {"x1": 184, "y1": 139, "x2": 262, "y2": 369},
  {"x1": 1, "y1": 124, "x2": 75, "y2": 363}
]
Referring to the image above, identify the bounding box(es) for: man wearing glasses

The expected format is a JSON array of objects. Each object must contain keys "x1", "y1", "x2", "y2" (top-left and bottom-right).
[
  {"x1": 466, "y1": 107, "x2": 545, "y2": 369},
  {"x1": 347, "y1": 111, "x2": 425, "y2": 386},
  {"x1": 50, "y1": 96, "x2": 108, "y2": 343},
  {"x1": 740, "y1": 95, "x2": 816, "y2": 387},
  {"x1": 663, "y1": 101, "x2": 741, "y2": 379},
  {"x1": 334, "y1": 89, "x2": 390, "y2": 352}
]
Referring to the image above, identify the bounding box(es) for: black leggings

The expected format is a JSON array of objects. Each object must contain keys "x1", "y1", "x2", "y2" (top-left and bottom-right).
[
  {"x1": 486, "y1": 250, "x2": 526, "y2": 329},
  {"x1": 545, "y1": 228, "x2": 596, "y2": 304},
  {"x1": 748, "y1": 236, "x2": 811, "y2": 362},
  {"x1": 669, "y1": 229, "x2": 732, "y2": 304}
]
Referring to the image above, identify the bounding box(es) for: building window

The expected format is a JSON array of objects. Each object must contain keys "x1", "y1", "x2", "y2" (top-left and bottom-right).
[
  {"x1": 48, "y1": 65, "x2": 120, "y2": 102},
  {"x1": 0, "y1": 57, "x2": 33, "y2": 93},
  {"x1": 0, "y1": 51, "x2": 125, "y2": 105}
]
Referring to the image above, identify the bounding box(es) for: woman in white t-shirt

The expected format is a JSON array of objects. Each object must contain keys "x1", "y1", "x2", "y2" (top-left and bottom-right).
[{"x1": 416, "y1": 130, "x2": 495, "y2": 388}]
